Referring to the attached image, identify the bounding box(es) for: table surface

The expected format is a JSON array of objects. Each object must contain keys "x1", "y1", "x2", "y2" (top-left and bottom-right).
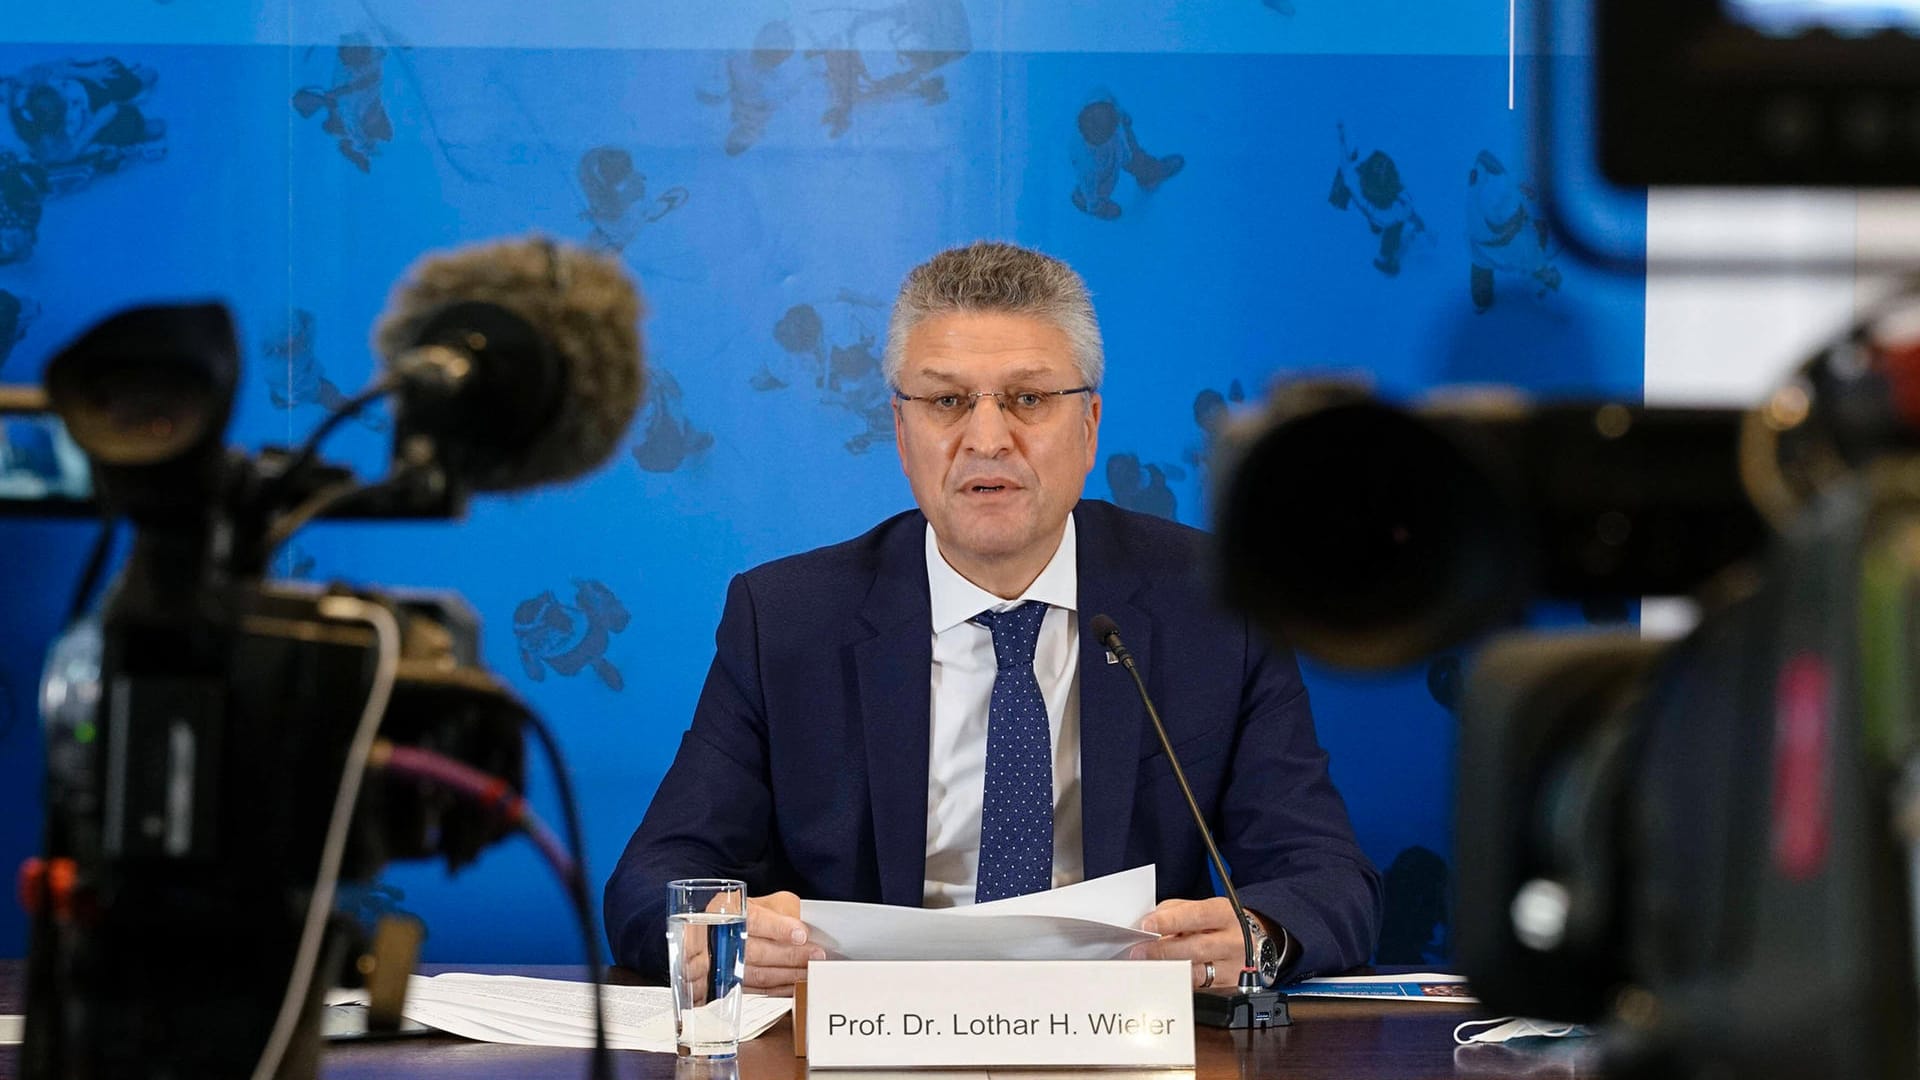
[{"x1": 0, "y1": 960, "x2": 1598, "y2": 1079}]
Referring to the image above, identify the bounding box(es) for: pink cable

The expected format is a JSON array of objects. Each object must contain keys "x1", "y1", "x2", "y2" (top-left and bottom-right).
[{"x1": 376, "y1": 743, "x2": 577, "y2": 885}]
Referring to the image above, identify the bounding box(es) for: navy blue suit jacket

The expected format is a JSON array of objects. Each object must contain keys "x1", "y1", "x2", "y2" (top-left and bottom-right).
[{"x1": 605, "y1": 500, "x2": 1381, "y2": 980}]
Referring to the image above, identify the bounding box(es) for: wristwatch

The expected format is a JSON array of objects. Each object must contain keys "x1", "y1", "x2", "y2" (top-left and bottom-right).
[{"x1": 1242, "y1": 912, "x2": 1292, "y2": 988}]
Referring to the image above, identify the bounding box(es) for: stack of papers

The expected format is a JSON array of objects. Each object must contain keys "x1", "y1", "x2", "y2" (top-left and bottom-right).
[
  {"x1": 330, "y1": 972, "x2": 790, "y2": 1052},
  {"x1": 800, "y1": 865, "x2": 1159, "y2": 961},
  {"x1": 1286, "y1": 973, "x2": 1479, "y2": 1002}
]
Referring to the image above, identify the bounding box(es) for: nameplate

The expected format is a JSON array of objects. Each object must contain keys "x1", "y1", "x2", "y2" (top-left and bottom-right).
[{"x1": 804, "y1": 960, "x2": 1194, "y2": 1069}]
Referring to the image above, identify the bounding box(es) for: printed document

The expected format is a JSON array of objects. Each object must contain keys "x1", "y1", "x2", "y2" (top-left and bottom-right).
[
  {"x1": 331, "y1": 972, "x2": 789, "y2": 1052},
  {"x1": 800, "y1": 864, "x2": 1160, "y2": 961}
]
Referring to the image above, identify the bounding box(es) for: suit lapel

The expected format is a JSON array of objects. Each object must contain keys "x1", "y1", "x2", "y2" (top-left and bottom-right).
[
  {"x1": 855, "y1": 516, "x2": 934, "y2": 907},
  {"x1": 1074, "y1": 503, "x2": 1152, "y2": 883}
]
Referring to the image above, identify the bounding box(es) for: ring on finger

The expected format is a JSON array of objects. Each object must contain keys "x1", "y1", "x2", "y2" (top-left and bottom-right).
[{"x1": 1201, "y1": 961, "x2": 1216, "y2": 989}]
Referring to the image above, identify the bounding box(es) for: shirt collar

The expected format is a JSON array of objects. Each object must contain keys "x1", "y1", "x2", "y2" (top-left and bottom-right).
[{"x1": 926, "y1": 515, "x2": 1079, "y2": 635}]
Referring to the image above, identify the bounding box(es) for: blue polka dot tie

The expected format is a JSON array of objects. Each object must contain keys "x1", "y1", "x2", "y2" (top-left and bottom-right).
[{"x1": 972, "y1": 601, "x2": 1054, "y2": 904}]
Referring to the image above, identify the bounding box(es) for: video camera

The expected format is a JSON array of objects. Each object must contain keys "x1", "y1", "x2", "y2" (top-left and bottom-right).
[
  {"x1": 1216, "y1": 309, "x2": 1920, "y2": 1075},
  {"x1": 13, "y1": 237, "x2": 644, "y2": 1079},
  {"x1": 1212, "y1": 2, "x2": 1920, "y2": 1075}
]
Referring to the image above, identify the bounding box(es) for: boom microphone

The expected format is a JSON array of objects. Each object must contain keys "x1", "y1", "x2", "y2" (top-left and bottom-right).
[
  {"x1": 1089, "y1": 613, "x2": 1288, "y2": 1031},
  {"x1": 372, "y1": 236, "x2": 646, "y2": 493}
]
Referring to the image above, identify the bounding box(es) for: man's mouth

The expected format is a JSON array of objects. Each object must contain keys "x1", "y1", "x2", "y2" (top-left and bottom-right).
[{"x1": 961, "y1": 479, "x2": 1020, "y2": 495}]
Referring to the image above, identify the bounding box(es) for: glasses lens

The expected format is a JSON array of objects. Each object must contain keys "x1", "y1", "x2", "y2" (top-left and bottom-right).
[
  {"x1": 1004, "y1": 389, "x2": 1054, "y2": 424},
  {"x1": 923, "y1": 393, "x2": 970, "y2": 425},
  {"x1": 907, "y1": 389, "x2": 1078, "y2": 426}
]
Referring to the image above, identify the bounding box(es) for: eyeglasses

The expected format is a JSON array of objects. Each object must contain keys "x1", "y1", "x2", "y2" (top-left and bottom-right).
[{"x1": 892, "y1": 385, "x2": 1093, "y2": 427}]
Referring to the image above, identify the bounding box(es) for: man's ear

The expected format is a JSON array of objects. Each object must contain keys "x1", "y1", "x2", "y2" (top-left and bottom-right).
[
  {"x1": 893, "y1": 398, "x2": 910, "y2": 475},
  {"x1": 1082, "y1": 392, "x2": 1102, "y2": 473}
]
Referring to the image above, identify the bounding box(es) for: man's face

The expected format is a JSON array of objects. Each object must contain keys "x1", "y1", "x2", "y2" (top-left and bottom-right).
[{"x1": 894, "y1": 310, "x2": 1100, "y2": 574}]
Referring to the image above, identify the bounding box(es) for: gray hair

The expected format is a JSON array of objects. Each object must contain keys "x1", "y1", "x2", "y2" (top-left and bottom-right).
[{"x1": 883, "y1": 241, "x2": 1104, "y2": 390}]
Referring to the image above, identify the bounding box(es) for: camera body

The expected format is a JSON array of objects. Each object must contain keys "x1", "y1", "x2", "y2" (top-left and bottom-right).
[
  {"x1": 17, "y1": 302, "x2": 533, "y2": 1078},
  {"x1": 1214, "y1": 368, "x2": 1920, "y2": 1078},
  {"x1": 1455, "y1": 466, "x2": 1920, "y2": 1077},
  {"x1": 28, "y1": 579, "x2": 526, "y2": 1079}
]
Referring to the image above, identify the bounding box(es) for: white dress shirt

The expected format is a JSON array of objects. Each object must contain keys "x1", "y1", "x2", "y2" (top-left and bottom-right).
[{"x1": 922, "y1": 518, "x2": 1086, "y2": 907}]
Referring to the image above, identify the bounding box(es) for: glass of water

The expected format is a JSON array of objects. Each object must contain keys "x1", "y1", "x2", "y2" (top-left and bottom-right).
[{"x1": 666, "y1": 878, "x2": 748, "y2": 1059}]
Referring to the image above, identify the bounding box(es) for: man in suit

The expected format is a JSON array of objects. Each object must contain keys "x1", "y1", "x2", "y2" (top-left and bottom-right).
[{"x1": 605, "y1": 241, "x2": 1380, "y2": 992}]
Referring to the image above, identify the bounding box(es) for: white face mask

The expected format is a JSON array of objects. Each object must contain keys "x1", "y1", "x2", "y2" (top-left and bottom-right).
[{"x1": 1453, "y1": 1016, "x2": 1593, "y2": 1045}]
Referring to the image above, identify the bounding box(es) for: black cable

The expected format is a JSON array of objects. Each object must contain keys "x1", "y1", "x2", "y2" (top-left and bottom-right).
[
  {"x1": 263, "y1": 461, "x2": 429, "y2": 558},
  {"x1": 268, "y1": 376, "x2": 397, "y2": 500},
  {"x1": 263, "y1": 479, "x2": 367, "y2": 555},
  {"x1": 519, "y1": 710, "x2": 613, "y2": 1080},
  {"x1": 64, "y1": 516, "x2": 118, "y2": 627}
]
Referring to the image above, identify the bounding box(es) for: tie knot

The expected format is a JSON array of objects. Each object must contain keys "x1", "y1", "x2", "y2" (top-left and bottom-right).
[{"x1": 973, "y1": 601, "x2": 1047, "y2": 668}]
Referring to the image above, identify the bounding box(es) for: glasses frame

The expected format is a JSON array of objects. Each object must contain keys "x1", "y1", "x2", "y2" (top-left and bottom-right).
[{"x1": 891, "y1": 385, "x2": 1095, "y2": 426}]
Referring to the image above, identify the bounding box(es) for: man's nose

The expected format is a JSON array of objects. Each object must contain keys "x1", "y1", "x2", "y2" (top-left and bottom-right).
[{"x1": 959, "y1": 394, "x2": 1015, "y2": 455}]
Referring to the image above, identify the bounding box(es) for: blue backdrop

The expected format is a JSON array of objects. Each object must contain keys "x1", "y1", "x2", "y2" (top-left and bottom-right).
[{"x1": 0, "y1": 0, "x2": 1643, "y2": 965}]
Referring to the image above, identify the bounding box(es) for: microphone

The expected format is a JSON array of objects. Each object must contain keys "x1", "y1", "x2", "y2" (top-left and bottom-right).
[
  {"x1": 372, "y1": 235, "x2": 646, "y2": 493},
  {"x1": 1089, "y1": 613, "x2": 1288, "y2": 1030}
]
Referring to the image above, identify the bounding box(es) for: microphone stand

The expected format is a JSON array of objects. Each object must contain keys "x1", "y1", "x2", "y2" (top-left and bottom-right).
[{"x1": 1094, "y1": 615, "x2": 1288, "y2": 1030}]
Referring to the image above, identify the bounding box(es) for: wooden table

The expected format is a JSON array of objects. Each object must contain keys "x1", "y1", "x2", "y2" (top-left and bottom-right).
[{"x1": 0, "y1": 961, "x2": 1598, "y2": 1078}]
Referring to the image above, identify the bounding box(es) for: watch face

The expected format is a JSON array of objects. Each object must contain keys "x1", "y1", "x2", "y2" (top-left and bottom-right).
[{"x1": 1259, "y1": 937, "x2": 1282, "y2": 982}]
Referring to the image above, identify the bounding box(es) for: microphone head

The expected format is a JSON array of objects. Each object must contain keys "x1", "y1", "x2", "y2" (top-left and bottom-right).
[
  {"x1": 373, "y1": 235, "x2": 645, "y2": 492},
  {"x1": 1089, "y1": 613, "x2": 1122, "y2": 646}
]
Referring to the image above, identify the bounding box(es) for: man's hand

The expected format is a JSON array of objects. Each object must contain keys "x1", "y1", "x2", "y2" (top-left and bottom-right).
[
  {"x1": 741, "y1": 891, "x2": 823, "y2": 997},
  {"x1": 677, "y1": 891, "x2": 822, "y2": 1000},
  {"x1": 1129, "y1": 897, "x2": 1259, "y2": 989}
]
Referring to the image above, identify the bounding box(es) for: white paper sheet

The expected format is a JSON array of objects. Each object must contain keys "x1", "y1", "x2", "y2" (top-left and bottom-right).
[
  {"x1": 331, "y1": 972, "x2": 789, "y2": 1053},
  {"x1": 800, "y1": 865, "x2": 1160, "y2": 961},
  {"x1": 957, "y1": 864, "x2": 1157, "y2": 922},
  {"x1": 0, "y1": 1014, "x2": 22, "y2": 1046}
]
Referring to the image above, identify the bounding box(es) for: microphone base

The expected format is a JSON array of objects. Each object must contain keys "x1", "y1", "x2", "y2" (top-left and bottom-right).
[{"x1": 1193, "y1": 985, "x2": 1290, "y2": 1029}]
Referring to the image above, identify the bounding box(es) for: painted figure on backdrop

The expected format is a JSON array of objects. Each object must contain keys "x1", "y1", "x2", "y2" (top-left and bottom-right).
[
  {"x1": 292, "y1": 36, "x2": 394, "y2": 172},
  {"x1": 0, "y1": 152, "x2": 47, "y2": 266},
  {"x1": 513, "y1": 579, "x2": 631, "y2": 691},
  {"x1": 1104, "y1": 381, "x2": 1247, "y2": 523},
  {"x1": 1375, "y1": 845, "x2": 1450, "y2": 965},
  {"x1": 2, "y1": 58, "x2": 167, "y2": 186},
  {"x1": 631, "y1": 368, "x2": 715, "y2": 473},
  {"x1": 1106, "y1": 452, "x2": 1181, "y2": 520},
  {"x1": 701, "y1": 2, "x2": 968, "y2": 154},
  {"x1": 809, "y1": 0, "x2": 971, "y2": 138},
  {"x1": 759, "y1": 292, "x2": 895, "y2": 455},
  {"x1": 0, "y1": 289, "x2": 40, "y2": 370},
  {"x1": 1182, "y1": 380, "x2": 1245, "y2": 482},
  {"x1": 699, "y1": 20, "x2": 802, "y2": 157},
  {"x1": 1465, "y1": 149, "x2": 1562, "y2": 313},
  {"x1": 262, "y1": 309, "x2": 390, "y2": 432},
  {"x1": 1329, "y1": 122, "x2": 1426, "y2": 277},
  {"x1": 757, "y1": 302, "x2": 819, "y2": 392},
  {"x1": 578, "y1": 146, "x2": 688, "y2": 254},
  {"x1": 1069, "y1": 91, "x2": 1186, "y2": 221}
]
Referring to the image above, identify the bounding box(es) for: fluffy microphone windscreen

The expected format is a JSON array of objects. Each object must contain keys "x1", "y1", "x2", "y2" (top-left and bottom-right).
[{"x1": 372, "y1": 236, "x2": 645, "y2": 492}]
